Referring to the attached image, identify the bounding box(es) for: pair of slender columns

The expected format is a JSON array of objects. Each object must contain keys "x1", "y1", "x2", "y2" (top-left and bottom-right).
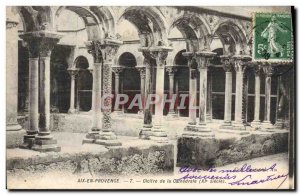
[
  {"x1": 182, "y1": 51, "x2": 216, "y2": 138},
  {"x1": 19, "y1": 31, "x2": 62, "y2": 152},
  {"x1": 83, "y1": 39, "x2": 122, "y2": 146},
  {"x1": 165, "y1": 66, "x2": 178, "y2": 117},
  {"x1": 139, "y1": 47, "x2": 172, "y2": 142},
  {"x1": 219, "y1": 55, "x2": 251, "y2": 134},
  {"x1": 250, "y1": 65, "x2": 262, "y2": 128}
]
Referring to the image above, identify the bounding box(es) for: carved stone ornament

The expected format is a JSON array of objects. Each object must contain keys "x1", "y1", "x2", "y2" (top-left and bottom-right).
[
  {"x1": 220, "y1": 55, "x2": 233, "y2": 72},
  {"x1": 19, "y1": 31, "x2": 63, "y2": 58},
  {"x1": 196, "y1": 50, "x2": 216, "y2": 69}
]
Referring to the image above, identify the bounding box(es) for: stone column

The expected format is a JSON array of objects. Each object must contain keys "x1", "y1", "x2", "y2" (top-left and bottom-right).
[
  {"x1": 87, "y1": 68, "x2": 93, "y2": 113},
  {"x1": 165, "y1": 65, "x2": 178, "y2": 117},
  {"x1": 206, "y1": 68, "x2": 213, "y2": 122},
  {"x1": 139, "y1": 55, "x2": 153, "y2": 139},
  {"x1": 21, "y1": 32, "x2": 62, "y2": 152},
  {"x1": 183, "y1": 51, "x2": 216, "y2": 138},
  {"x1": 136, "y1": 65, "x2": 146, "y2": 114},
  {"x1": 148, "y1": 47, "x2": 172, "y2": 142},
  {"x1": 219, "y1": 55, "x2": 233, "y2": 130},
  {"x1": 6, "y1": 18, "x2": 24, "y2": 148},
  {"x1": 261, "y1": 64, "x2": 275, "y2": 131},
  {"x1": 231, "y1": 55, "x2": 251, "y2": 134},
  {"x1": 68, "y1": 68, "x2": 78, "y2": 114},
  {"x1": 112, "y1": 65, "x2": 124, "y2": 114},
  {"x1": 95, "y1": 39, "x2": 122, "y2": 146},
  {"x1": 182, "y1": 52, "x2": 197, "y2": 131},
  {"x1": 251, "y1": 64, "x2": 262, "y2": 129}
]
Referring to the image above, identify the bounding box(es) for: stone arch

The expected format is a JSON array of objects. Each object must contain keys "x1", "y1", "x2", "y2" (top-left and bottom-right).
[
  {"x1": 118, "y1": 52, "x2": 137, "y2": 67},
  {"x1": 90, "y1": 6, "x2": 116, "y2": 36},
  {"x1": 212, "y1": 20, "x2": 248, "y2": 55},
  {"x1": 73, "y1": 55, "x2": 92, "y2": 112},
  {"x1": 16, "y1": 6, "x2": 39, "y2": 32},
  {"x1": 169, "y1": 13, "x2": 211, "y2": 52},
  {"x1": 118, "y1": 6, "x2": 169, "y2": 47},
  {"x1": 55, "y1": 6, "x2": 102, "y2": 40}
]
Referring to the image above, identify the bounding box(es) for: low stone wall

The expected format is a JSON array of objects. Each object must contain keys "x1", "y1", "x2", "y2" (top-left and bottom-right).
[
  {"x1": 7, "y1": 144, "x2": 174, "y2": 176},
  {"x1": 177, "y1": 132, "x2": 288, "y2": 168}
]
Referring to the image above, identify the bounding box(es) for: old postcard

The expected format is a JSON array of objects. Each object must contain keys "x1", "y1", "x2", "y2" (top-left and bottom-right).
[{"x1": 6, "y1": 5, "x2": 295, "y2": 190}]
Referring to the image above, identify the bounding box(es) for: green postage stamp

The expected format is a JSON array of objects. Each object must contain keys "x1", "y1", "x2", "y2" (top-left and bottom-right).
[{"x1": 253, "y1": 12, "x2": 293, "y2": 62}]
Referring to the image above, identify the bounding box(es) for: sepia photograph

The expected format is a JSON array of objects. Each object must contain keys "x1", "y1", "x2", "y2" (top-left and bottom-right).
[{"x1": 5, "y1": 4, "x2": 295, "y2": 190}]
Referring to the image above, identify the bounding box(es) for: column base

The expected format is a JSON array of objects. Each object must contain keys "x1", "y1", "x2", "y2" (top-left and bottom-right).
[
  {"x1": 68, "y1": 108, "x2": 77, "y2": 114},
  {"x1": 182, "y1": 124, "x2": 214, "y2": 138},
  {"x1": 139, "y1": 124, "x2": 152, "y2": 140},
  {"x1": 19, "y1": 130, "x2": 38, "y2": 149},
  {"x1": 206, "y1": 114, "x2": 212, "y2": 123},
  {"x1": 250, "y1": 120, "x2": 261, "y2": 130},
  {"x1": 219, "y1": 121, "x2": 232, "y2": 129},
  {"x1": 31, "y1": 134, "x2": 61, "y2": 152},
  {"x1": 167, "y1": 111, "x2": 178, "y2": 118},
  {"x1": 94, "y1": 130, "x2": 122, "y2": 147},
  {"x1": 149, "y1": 125, "x2": 168, "y2": 143},
  {"x1": 219, "y1": 121, "x2": 249, "y2": 135},
  {"x1": 259, "y1": 121, "x2": 276, "y2": 132},
  {"x1": 82, "y1": 129, "x2": 100, "y2": 144},
  {"x1": 274, "y1": 119, "x2": 285, "y2": 129},
  {"x1": 184, "y1": 123, "x2": 197, "y2": 131}
]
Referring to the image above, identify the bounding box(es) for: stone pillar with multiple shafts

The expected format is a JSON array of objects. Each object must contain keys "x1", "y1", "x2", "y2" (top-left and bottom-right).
[
  {"x1": 20, "y1": 31, "x2": 62, "y2": 152},
  {"x1": 68, "y1": 68, "x2": 78, "y2": 114},
  {"x1": 182, "y1": 50, "x2": 216, "y2": 138},
  {"x1": 229, "y1": 55, "x2": 251, "y2": 135},
  {"x1": 83, "y1": 38, "x2": 122, "y2": 146},
  {"x1": 112, "y1": 65, "x2": 124, "y2": 114},
  {"x1": 148, "y1": 47, "x2": 172, "y2": 142},
  {"x1": 165, "y1": 65, "x2": 178, "y2": 117}
]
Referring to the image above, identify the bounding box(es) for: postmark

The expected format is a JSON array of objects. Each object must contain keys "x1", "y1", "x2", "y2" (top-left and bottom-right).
[{"x1": 253, "y1": 12, "x2": 293, "y2": 62}]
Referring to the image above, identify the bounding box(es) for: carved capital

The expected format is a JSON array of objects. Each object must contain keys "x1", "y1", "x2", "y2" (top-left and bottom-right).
[
  {"x1": 19, "y1": 31, "x2": 62, "y2": 58},
  {"x1": 262, "y1": 65, "x2": 275, "y2": 77},
  {"x1": 165, "y1": 66, "x2": 178, "y2": 76},
  {"x1": 220, "y1": 55, "x2": 234, "y2": 72},
  {"x1": 112, "y1": 65, "x2": 124, "y2": 75},
  {"x1": 196, "y1": 50, "x2": 216, "y2": 69},
  {"x1": 182, "y1": 51, "x2": 197, "y2": 70},
  {"x1": 232, "y1": 55, "x2": 252, "y2": 73},
  {"x1": 136, "y1": 65, "x2": 146, "y2": 78},
  {"x1": 86, "y1": 38, "x2": 122, "y2": 64},
  {"x1": 67, "y1": 68, "x2": 78, "y2": 77}
]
